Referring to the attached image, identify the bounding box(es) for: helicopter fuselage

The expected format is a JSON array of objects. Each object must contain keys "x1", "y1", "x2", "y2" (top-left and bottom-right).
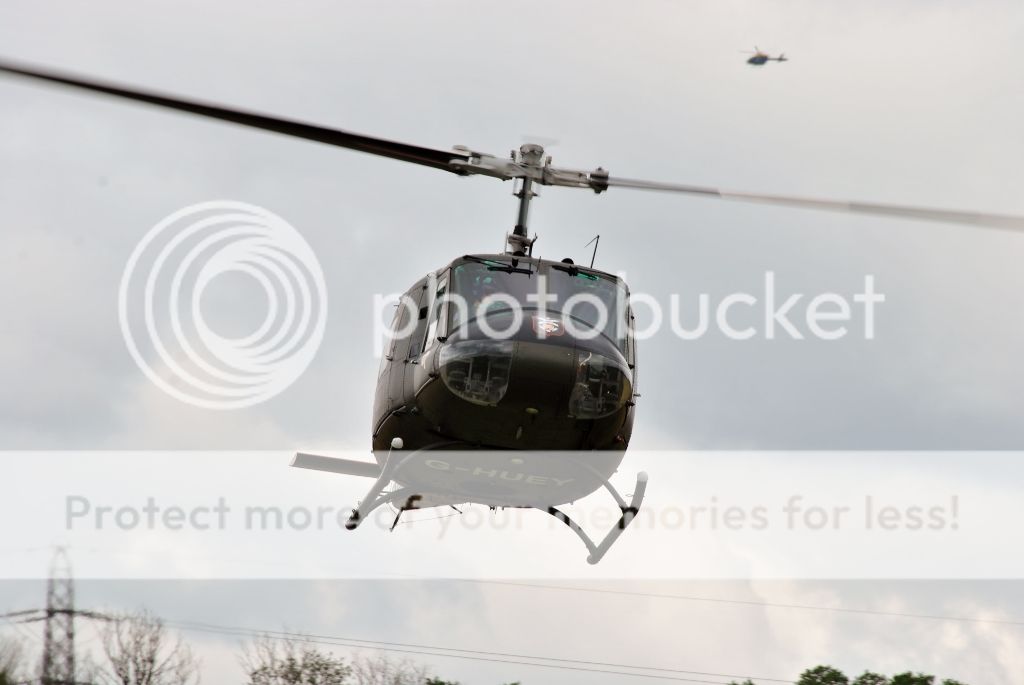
[
  {"x1": 747, "y1": 53, "x2": 787, "y2": 65},
  {"x1": 371, "y1": 254, "x2": 638, "y2": 458}
]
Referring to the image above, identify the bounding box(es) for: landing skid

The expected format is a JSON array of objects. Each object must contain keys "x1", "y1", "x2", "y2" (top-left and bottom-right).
[
  {"x1": 547, "y1": 467, "x2": 648, "y2": 565},
  {"x1": 291, "y1": 445, "x2": 649, "y2": 564}
]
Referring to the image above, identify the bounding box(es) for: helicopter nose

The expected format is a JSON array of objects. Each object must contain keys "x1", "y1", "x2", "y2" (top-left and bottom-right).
[
  {"x1": 503, "y1": 341, "x2": 575, "y2": 413},
  {"x1": 436, "y1": 339, "x2": 574, "y2": 411},
  {"x1": 437, "y1": 336, "x2": 633, "y2": 418},
  {"x1": 436, "y1": 306, "x2": 634, "y2": 417},
  {"x1": 508, "y1": 342, "x2": 634, "y2": 420}
]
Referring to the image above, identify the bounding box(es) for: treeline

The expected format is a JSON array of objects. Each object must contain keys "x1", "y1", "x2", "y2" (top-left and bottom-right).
[
  {"x1": 731, "y1": 665, "x2": 970, "y2": 685},
  {"x1": 0, "y1": 611, "x2": 490, "y2": 685},
  {"x1": 0, "y1": 617, "x2": 972, "y2": 685}
]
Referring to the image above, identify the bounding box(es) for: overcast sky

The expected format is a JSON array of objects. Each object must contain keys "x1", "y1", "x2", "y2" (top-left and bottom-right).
[{"x1": 1, "y1": 1, "x2": 1023, "y2": 684}]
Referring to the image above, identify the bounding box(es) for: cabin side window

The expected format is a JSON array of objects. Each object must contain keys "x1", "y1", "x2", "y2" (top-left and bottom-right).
[
  {"x1": 625, "y1": 304, "x2": 637, "y2": 368},
  {"x1": 378, "y1": 292, "x2": 416, "y2": 377},
  {"x1": 378, "y1": 305, "x2": 400, "y2": 377},
  {"x1": 422, "y1": 275, "x2": 448, "y2": 353},
  {"x1": 404, "y1": 280, "x2": 431, "y2": 361}
]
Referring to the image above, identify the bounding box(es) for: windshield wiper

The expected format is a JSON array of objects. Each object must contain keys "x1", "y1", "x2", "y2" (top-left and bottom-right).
[
  {"x1": 487, "y1": 265, "x2": 533, "y2": 275},
  {"x1": 461, "y1": 255, "x2": 533, "y2": 275},
  {"x1": 551, "y1": 263, "x2": 598, "y2": 280}
]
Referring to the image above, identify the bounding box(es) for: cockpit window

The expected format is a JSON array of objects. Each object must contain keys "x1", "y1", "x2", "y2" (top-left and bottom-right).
[
  {"x1": 451, "y1": 262, "x2": 536, "y2": 328},
  {"x1": 453, "y1": 262, "x2": 534, "y2": 303},
  {"x1": 547, "y1": 267, "x2": 629, "y2": 349},
  {"x1": 451, "y1": 260, "x2": 629, "y2": 350}
]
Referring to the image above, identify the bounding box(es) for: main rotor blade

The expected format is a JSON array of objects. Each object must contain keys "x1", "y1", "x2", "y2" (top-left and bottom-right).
[
  {"x1": 0, "y1": 59, "x2": 470, "y2": 172},
  {"x1": 606, "y1": 176, "x2": 1024, "y2": 232}
]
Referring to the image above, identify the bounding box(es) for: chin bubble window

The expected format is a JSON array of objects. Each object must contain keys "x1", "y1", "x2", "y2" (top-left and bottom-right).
[
  {"x1": 439, "y1": 340, "x2": 514, "y2": 406},
  {"x1": 568, "y1": 351, "x2": 632, "y2": 419}
]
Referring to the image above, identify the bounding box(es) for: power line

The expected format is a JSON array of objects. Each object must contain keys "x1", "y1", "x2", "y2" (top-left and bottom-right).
[
  {"x1": 0, "y1": 611, "x2": 42, "y2": 621},
  {"x1": 0, "y1": 613, "x2": 43, "y2": 646},
  {"x1": 169, "y1": 620, "x2": 757, "y2": 685},
  {"x1": 164, "y1": 618, "x2": 792, "y2": 685},
  {"x1": 454, "y1": 579, "x2": 1024, "y2": 628}
]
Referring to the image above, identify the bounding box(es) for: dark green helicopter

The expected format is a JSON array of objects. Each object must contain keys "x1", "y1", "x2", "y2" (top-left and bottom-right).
[
  {"x1": 743, "y1": 47, "x2": 789, "y2": 65},
  {"x1": 4, "y1": 59, "x2": 1023, "y2": 562}
]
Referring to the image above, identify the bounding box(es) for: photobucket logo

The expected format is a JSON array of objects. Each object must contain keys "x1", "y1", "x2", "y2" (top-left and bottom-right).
[
  {"x1": 118, "y1": 201, "x2": 327, "y2": 409},
  {"x1": 374, "y1": 270, "x2": 886, "y2": 354}
]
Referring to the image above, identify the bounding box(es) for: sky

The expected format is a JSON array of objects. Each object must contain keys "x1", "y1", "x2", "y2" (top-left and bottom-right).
[{"x1": 1, "y1": 1, "x2": 1023, "y2": 684}]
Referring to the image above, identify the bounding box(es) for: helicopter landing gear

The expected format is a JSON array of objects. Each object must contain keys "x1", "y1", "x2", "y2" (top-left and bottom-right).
[
  {"x1": 544, "y1": 469, "x2": 648, "y2": 565},
  {"x1": 338, "y1": 438, "x2": 469, "y2": 529},
  {"x1": 343, "y1": 438, "x2": 422, "y2": 530},
  {"x1": 345, "y1": 486, "x2": 420, "y2": 530},
  {"x1": 291, "y1": 441, "x2": 649, "y2": 564}
]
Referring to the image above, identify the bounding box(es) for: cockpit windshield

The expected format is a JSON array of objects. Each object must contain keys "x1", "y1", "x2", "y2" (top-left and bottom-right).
[
  {"x1": 452, "y1": 260, "x2": 539, "y2": 312},
  {"x1": 547, "y1": 265, "x2": 629, "y2": 349},
  {"x1": 451, "y1": 260, "x2": 629, "y2": 349}
]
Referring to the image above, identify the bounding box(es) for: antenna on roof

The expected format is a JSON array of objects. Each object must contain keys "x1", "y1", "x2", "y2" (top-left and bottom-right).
[{"x1": 585, "y1": 234, "x2": 600, "y2": 268}]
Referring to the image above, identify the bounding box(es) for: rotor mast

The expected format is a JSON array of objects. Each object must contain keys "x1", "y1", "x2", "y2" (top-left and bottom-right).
[
  {"x1": 450, "y1": 142, "x2": 609, "y2": 254},
  {"x1": 509, "y1": 143, "x2": 544, "y2": 254}
]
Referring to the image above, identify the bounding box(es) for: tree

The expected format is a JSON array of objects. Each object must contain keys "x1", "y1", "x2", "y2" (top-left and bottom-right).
[
  {"x1": 793, "y1": 667, "x2": 968, "y2": 685},
  {"x1": 349, "y1": 653, "x2": 431, "y2": 685},
  {"x1": 0, "y1": 638, "x2": 24, "y2": 685},
  {"x1": 242, "y1": 636, "x2": 351, "y2": 685},
  {"x1": 853, "y1": 673, "x2": 890, "y2": 685},
  {"x1": 798, "y1": 666, "x2": 851, "y2": 685},
  {"x1": 98, "y1": 610, "x2": 200, "y2": 685},
  {"x1": 891, "y1": 674, "x2": 934, "y2": 685}
]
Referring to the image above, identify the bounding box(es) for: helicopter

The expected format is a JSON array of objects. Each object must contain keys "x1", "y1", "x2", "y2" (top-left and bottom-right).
[
  {"x1": 744, "y1": 47, "x2": 789, "y2": 65},
  {"x1": 3, "y1": 59, "x2": 1023, "y2": 563}
]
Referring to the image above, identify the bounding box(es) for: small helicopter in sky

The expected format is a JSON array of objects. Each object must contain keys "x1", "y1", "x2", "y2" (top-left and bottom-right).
[
  {"x1": 2, "y1": 59, "x2": 1022, "y2": 562},
  {"x1": 744, "y1": 47, "x2": 789, "y2": 65}
]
